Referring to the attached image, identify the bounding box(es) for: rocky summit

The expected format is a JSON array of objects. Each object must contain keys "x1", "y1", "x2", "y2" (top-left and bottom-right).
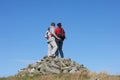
[{"x1": 18, "y1": 56, "x2": 88, "y2": 76}]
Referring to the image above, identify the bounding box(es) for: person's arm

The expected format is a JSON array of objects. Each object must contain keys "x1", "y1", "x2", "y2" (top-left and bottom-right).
[
  {"x1": 53, "y1": 28, "x2": 61, "y2": 40},
  {"x1": 45, "y1": 31, "x2": 48, "y2": 39}
]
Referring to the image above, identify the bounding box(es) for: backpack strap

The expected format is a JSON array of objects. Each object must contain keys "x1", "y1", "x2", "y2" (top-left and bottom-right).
[
  {"x1": 60, "y1": 28, "x2": 65, "y2": 41},
  {"x1": 60, "y1": 28, "x2": 63, "y2": 36}
]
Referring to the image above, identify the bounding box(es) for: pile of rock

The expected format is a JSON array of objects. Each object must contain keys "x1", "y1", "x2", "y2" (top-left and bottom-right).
[{"x1": 18, "y1": 56, "x2": 88, "y2": 75}]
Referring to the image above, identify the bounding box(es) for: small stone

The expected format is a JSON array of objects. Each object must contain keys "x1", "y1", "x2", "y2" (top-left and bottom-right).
[
  {"x1": 70, "y1": 67, "x2": 77, "y2": 73},
  {"x1": 63, "y1": 70, "x2": 68, "y2": 73}
]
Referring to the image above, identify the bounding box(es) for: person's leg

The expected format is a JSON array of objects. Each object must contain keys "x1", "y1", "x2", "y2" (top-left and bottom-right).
[
  {"x1": 59, "y1": 41, "x2": 64, "y2": 58},
  {"x1": 48, "y1": 43, "x2": 52, "y2": 57},
  {"x1": 55, "y1": 50, "x2": 58, "y2": 57},
  {"x1": 55, "y1": 39, "x2": 59, "y2": 58},
  {"x1": 50, "y1": 40, "x2": 58, "y2": 56}
]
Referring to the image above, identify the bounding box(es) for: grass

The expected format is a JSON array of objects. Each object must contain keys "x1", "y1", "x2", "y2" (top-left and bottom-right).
[{"x1": 0, "y1": 71, "x2": 120, "y2": 80}]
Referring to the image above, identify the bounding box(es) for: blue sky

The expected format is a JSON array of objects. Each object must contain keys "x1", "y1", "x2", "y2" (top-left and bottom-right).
[{"x1": 0, "y1": 0, "x2": 120, "y2": 77}]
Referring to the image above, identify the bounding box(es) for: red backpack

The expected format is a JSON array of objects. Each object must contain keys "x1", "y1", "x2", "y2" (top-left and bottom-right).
[{"x1": 55, "y1": 27, "x2": 65, "y2": 41}]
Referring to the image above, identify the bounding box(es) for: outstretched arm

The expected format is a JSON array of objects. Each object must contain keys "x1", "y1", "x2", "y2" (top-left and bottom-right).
[{"x1": 53, "y1": 32, "x2": 61, "y2": 40}]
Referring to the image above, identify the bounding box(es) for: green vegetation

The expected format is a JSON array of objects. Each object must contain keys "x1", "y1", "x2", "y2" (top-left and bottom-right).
[{"x1": 0, "y1": 71, "x2": 120, "y2": 80}]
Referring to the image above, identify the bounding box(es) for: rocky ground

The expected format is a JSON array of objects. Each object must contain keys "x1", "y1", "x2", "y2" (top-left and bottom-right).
[{"x1": 18, "y1": 56, "x2": 88, "y2": 76}]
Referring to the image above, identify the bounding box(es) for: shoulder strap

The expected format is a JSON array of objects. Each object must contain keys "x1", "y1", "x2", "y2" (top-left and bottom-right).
[{"x1": 60, "y1": 28, "x2": 62, "y2": 36}]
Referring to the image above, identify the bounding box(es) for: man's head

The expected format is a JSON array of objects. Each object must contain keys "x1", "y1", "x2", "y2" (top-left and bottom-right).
[
  {"x1": 51, "y1": 22, "x2": 55, "y2": 26},
  {"x1": 57, "y1": 23, "x2": 62, "y2": 28}
]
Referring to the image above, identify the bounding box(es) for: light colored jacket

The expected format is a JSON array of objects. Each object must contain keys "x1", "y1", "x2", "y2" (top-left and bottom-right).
[
  {"x1": 49, "y1": 26, "x2": 60, "y2": 39},
  {"x1": 45, "y1": 26, "x2": 57, "y2": 43}
]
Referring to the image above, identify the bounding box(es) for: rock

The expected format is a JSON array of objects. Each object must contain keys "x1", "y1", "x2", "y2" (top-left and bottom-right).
[
  {"x1": 70, "y1": 67, "x2": 77, "y2": 73},
  {"x1": 61, "y1": 66, "x2": 72, "y2": 72},
  {"x1": 18, "y1": 56, "x2": 88, "y2": 75},
  {"x1": 63, "y1": 70, "x2": 69, "y2": 73},
  {"x1": 90, "y1": 77, "x2": 101, "y2": 80}
]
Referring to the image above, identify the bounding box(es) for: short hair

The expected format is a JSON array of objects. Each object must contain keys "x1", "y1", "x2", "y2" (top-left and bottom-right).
[
  {"x1": 51, "y1": 22, "x2": 55, "y2": 26},
  {"x1": 57, "y1": 23, "x2": 62, "y2": 27}
]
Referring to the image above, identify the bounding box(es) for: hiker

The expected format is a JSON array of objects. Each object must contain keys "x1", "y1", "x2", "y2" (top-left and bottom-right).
[
  {"x1": 54, "y1": 23, "x2": 65, "y2": 58},
  {"x1": 45, "y1": 22, "x2": 60, "y2": 57}
]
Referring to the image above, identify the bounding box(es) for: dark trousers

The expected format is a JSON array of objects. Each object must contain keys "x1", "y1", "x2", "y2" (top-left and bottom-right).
[{"x1": 55, "y1": 39, "x2": 64, "y2": 58}]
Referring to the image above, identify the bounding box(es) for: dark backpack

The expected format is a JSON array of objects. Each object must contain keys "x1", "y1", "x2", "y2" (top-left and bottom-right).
[{"x1": 57, "y1": 28, "x2": 65, "y2": 41}]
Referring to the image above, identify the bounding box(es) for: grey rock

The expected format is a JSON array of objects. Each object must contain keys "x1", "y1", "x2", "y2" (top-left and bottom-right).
[
  {"x1": 63, "y1": 70, "x2": 69, "y2": 73},
  {"x1": 18, "y1": 56, "x2": 88, "y2": 75},
  {"x1": 61, "y1": 66, "x2": 72, "y2": 71},
  {"x1": 90, "y1": 77, "x2": 101, "y2": 80},
  {"x1": 70, "y1": 67, "x2": 77, "y2": 73}
]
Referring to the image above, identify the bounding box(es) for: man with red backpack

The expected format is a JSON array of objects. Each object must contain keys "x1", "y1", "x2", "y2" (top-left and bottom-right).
[{"x1": 54, "y1": 23, "x2": 65, "y2": 58}]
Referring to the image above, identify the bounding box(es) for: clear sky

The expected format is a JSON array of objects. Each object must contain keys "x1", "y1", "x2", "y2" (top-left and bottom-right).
[{"x1": 0, "y1": 0, "x2": 120, "y2": 77}]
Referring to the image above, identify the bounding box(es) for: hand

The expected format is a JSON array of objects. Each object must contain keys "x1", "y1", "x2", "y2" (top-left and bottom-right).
[{"x1": 57, "y1": 37, "x2": 61, "y2": 40}]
